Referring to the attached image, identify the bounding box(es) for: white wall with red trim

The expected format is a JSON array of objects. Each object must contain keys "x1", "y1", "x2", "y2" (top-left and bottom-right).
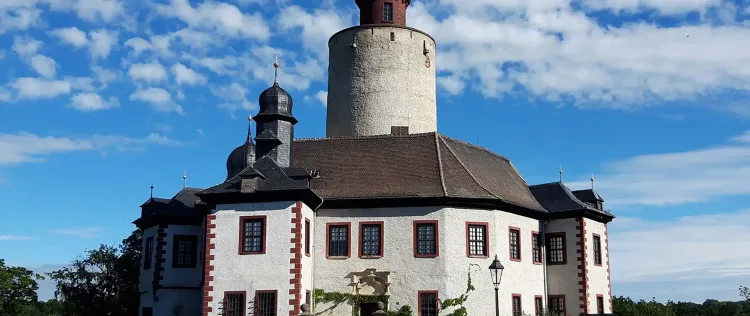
[
  {"x1": 546, "y1": 217, "x2": 580, "y2": 316},
  {"x1": 585, "y1": 218, "x2": 611, "y2": 313}
]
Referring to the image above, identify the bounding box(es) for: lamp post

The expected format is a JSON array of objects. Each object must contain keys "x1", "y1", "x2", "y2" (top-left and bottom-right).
[{"x1": 489, "y1": 254, "x2": 505, "y2": 316}]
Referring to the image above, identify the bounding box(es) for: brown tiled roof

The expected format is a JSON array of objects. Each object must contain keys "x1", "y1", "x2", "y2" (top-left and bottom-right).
[{"x1": 291, "y1": 132, "x2": 545, "y2": 212}]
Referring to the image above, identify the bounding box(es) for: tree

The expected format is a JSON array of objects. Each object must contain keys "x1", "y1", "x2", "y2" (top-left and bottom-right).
[
  {"x1": 741, "y1": 286, "x2": 749, "y2": 301},
  {"x1": 0, "y1": 259, "x2": 43, "y2": 316},
  {"x1": 48, "y1": 229, "x2": 142, "y2": 316}
]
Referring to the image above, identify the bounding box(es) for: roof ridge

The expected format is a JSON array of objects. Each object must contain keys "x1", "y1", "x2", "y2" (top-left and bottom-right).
[
  {"x1": 434, "y1": 132, "x2": 448, "y2": 197},
  {"x1": 438, "y1": 133, "x2": 511, "y2": 162},
  {"x1": 439, "y1": 135, "x2": 499, "y2": 199},
  {"x1": 294, "y1": 132, "x2": 437, "y2": 142}
]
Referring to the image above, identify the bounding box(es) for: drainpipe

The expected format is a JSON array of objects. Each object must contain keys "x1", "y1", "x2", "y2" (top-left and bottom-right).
[{"x1": 542, "y1": 219, "x2": 549, "y2": 309}]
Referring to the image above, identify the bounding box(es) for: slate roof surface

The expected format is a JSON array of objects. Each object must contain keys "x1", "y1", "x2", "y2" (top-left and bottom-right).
[
  {"x1": 201, "y1": 156, "x2": 312, "y2": 195},
  {"x1": 291, "y1": 132, "x2": 545, "y2": 212},
  {"x1": 572, "y1": 189, "x2": 604, "y2": 202},
  {"x1": 140, "y1": 187, "x2": 203, "y2": 217},
  {"x1": 529, "y1": 182, "x2": 613, "y2": 216}
]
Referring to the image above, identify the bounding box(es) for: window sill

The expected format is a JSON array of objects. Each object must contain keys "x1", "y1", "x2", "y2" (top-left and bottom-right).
[
  {"x1": 326, "y1": 256, "x2": 349, "y2": 260},
  {"x1": 238, "y1": 251, "x2": 265, "y2": 255},
  {"x1": 467, "y1": 255, "x2": 489, "y2": 259},
  {"x1": 532, "y1": 261, "x2": 543, "y2": 265},
  {"x1": 380, "y1": 20, "x2": 394, "y2": 24},
  {"x1": 547, "y1": 262, "x2": 567, "y2": 265},
  {"x1": 414, "y1": 254, "x2": 438, "y2": 258},
  {"x1": 509, "y1": 258, "x2": 522, "y2": 262},
  {"x1": 594, "y1": 263, "x2": 602, "y2": 267},
  {"x1": 359, "y1": 255, "x2": 382, "y2": 259}
]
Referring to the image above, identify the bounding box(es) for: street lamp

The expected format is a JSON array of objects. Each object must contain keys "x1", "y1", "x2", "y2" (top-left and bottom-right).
[{"x1": 489, "y1": 254, "x2": 505, "y2": 316}]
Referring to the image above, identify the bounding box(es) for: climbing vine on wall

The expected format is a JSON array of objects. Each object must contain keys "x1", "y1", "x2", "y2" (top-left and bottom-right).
[{"x1": 312, "y1": 264, "x2": 478, "y2": 316}]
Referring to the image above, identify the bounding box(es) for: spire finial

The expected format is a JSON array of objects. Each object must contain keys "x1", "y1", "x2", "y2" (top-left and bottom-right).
[
  {"x1": 150, "y1": 182, "x2": 154, "y2": 198},
  {"x1": 559, "y1": 165, "x2": 563, "y2": 182},
  {"x1": 247, "y1": 115, "x2": 253, "y2": 142},
  {"x1": 273, "y1": 55, "x2": 280, "y2": 83},
  {"x1": 183, "y1": 170, "x2": 187, "y2": 188},
  {"x1": 591, "y1": 173, "x2": 595, "y2": 190}
]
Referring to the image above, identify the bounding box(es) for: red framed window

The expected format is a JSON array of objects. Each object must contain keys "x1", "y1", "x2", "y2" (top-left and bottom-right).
[
  {"x1": 255, "y1": 290, "x2": 277, "y2": 316},
  {"x1": 546, "y1": 232, "x2": 567, "y2": 265},
  {"x1": 223, "y1": 291, "x2": 246, "y2": 316},
  {"x1": 593, "y1": 234, "x2": 602, "y2": 266},
  {"x1": 534, "y1": 296, "x2": 543, "y2": 316},
  {"x1": 413, "y1": 220, "x2": 438, "y2": 257},
  {"x1": 143, "y1": 236, "x2": 153, "y2": 269},
  {"x1": 509, "y1": 227, "x2": 521, "y2": 262},
  {"x1": 359, "y1": 221, "x2": 384, "y2": 258},
  {"x1": 326, "y1": 222, "x2": 351, "y2": 258},
  {"x1": 239, "y1": 216, "x2": 266, "y2": 255},
  {"x1": 172, "y1": 235, "x2": 198, "y2": 268},
  {"x1": 304, "y1": 218, "x2": 311, "y2": 256},
  {"x1": 549, "y1": 295, "x2": 566, "y2": 315},
  {"x1": 466, "y1": 222, "x2": 488, "y2": 258},
  {"x1": 418, "y1": 291, "x2": 438, "y2": 316},
  {"x1": 532, "y1": 232, "x2": 542, "y2": 264},
  {"x1": 512, "y1": 294, "x2": 522, "y2": 316}
]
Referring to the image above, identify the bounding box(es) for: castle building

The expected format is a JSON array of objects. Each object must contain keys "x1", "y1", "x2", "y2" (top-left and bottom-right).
[{"x1": 133, "y1": 1, "x2": 615, "y2": 316}]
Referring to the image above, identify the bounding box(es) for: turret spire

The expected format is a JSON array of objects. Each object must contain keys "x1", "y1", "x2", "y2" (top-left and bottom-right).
[{"x1": 273, "y1": 55, "x2": 280, "y2": 83}]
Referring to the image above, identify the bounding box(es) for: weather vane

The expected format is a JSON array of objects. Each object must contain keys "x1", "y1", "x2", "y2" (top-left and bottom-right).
[
  {"x1": 183, "y1": 170, "x2": 187, "y2": 189},
  {"x1": 559, "y1": 165, "x2": 563, "y2": 182},
  {"x1": 591, "y1": 174, "x2": 595, "y2": 190},
  {"x1": 150, "y1": 182, "x2": 154, "y2": 198}
]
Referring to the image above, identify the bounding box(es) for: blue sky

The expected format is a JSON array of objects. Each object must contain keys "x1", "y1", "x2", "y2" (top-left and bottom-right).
[{"x1": 2, "y1": 0, "x2": 750, "y2": 304}]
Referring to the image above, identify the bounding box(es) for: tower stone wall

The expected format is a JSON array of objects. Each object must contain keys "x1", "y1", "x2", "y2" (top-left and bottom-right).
[{"x1": 326, "y1": 25, "x2": 437, "y2": 137}]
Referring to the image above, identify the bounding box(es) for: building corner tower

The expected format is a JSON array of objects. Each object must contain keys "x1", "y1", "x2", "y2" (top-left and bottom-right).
[{"x1": 326, "y1": 0, "x2": 437, "y2": 137}]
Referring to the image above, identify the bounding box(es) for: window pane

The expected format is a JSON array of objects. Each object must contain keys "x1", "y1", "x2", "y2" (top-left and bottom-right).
[
  {"x1": 361, "y1": 224, "x2": 381, "y2": 256},
  {"x1": 328, "y1": 225, "x2": 348, "y2": 257},
  {"x1": 510, "y1": 229, "x2": 520, "y2": 259},
  {"x1": 468, "y1": 225, "x2": 486, "y2": 256},
  {"x1": 256, "y1": 291, "x2": 277, "y2": 316},
  {"x1": 225, "y1": 293, "x2": 245, "y2": 316},
  {"x1": 548, "y1": 235, "x2": 565, "y2": 263},
  {"x1": 512, "y1": 296, "x2": 522, "y2": 316},
  {"x1": 417, "y1": 224, "x2": 436, "y2": 255},
  {"x1": 532, "y1": 234, "x2": 541, "y2": 263},
  {"x1": 243, "y1": 219, "x2": 264, "y2": 253},
  {"x1": 420, "y1": 293, "x2": 437, "y2": 316},
  {"x1": 383, "y1": 3, "x2": 393, "y2": 21}
]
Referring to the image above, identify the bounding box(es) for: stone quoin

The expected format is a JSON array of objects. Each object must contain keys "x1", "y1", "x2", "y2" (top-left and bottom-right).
[{"x1": 133, "y1": 1, "x2": 615, "y2": 316}]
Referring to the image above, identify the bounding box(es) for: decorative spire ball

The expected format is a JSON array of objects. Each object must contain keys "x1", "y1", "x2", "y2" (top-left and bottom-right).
[
  {"x1": 273, "y1": 55, "x2": 280, "y2": 83},
  {"x1": 559, "y1": 165, "x2": 563, "y2": 182},
  {"x1": 591, "y1": 174, "x2": 595, "y2": 189}
]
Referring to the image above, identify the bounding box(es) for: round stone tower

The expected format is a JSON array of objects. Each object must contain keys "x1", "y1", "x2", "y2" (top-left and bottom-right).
[{"x1": 326, "y1": 0, "x2": 437, "y2": 137}]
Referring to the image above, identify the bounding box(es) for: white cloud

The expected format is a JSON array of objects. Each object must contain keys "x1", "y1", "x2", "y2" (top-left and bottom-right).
[
  {"x1": 0, "y1": 235, "x2": 36, "y2": 241},
  {"x1": 88, "y1": 29, "x2": 118, "y2": 60},
  {"x1": 130, "y1": 88, "x2": 183, "y2": 114},
  {"x1": 172, "y1": 63, "x2": 206, "y2": 86},
  {"x1": 11, "y1": 36, "x2": 42, "y2": 56},
  {"x1": 156, "y1": 0, "x2": 270, "y2": 40},
  {"x1": 0, "y1": 131, "x2": 183, "y2": 165},
  {"x1": 49, "y1": 228, "x2": 102, "y2": 238},
  {"x1": 30, "y1": 54, "x2": 57, "y2": 78},
  {"x1": 0, "y1": 8, "x2": 41, "y2": 34},
  {"x1": 63, "y1": 76, "x2": 95, "y2": 92},
  {"x1": 730, "y1": 130, "x2": 750, "y2": 143},
  {"x1": 91, "y1": 66, "x2": 120, "y2": 88},
  {"x1": 568, "y1": 130, "x2": 750, "y2": 206},
  {"x1": 363, "y1": 1, "x2": 750, "y2": 108},
  {"x1": 49, "y1": 27, "x2": 88, "y2": 48},
  {"x1": 610, "y1": 209, "x2": 750, "y2": 284},
  {"x1": 305, "y1": 90, "x2": 327, "y2": 107},
  {"x1": 73, "y1": 0, "x2": 123, "y2": 22},
  {"x1": 128, "y1": 62, "x2": 168, "y2": 82},
  {"x1": 124, "y1": 37, "x2": 151, "y2": 56},
  {"x1": 70, "y1": 92, "x2": 118, "y2": 111},
  {"x1": 278, "y1": 5, "x2": 352, "y2": 58},
  {"x1": 210, "y1": 82, "x2": 255, "y2": 113},
  {"x1": 10, "y1": 77, "x2": 71, "y2": 99}
]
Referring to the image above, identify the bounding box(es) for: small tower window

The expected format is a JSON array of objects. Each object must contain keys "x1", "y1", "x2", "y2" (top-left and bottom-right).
[
  {"x1": 391, "y1": 126, "x2": 408, "y2": 135},
  {"x1": 383, "y1": 2, "x2": 393, "y2": 22}
]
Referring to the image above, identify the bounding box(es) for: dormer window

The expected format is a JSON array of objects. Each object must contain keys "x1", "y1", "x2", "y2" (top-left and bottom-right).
[{"x1": 383, "y1": 3, "x2": 393, "y2": 22}]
